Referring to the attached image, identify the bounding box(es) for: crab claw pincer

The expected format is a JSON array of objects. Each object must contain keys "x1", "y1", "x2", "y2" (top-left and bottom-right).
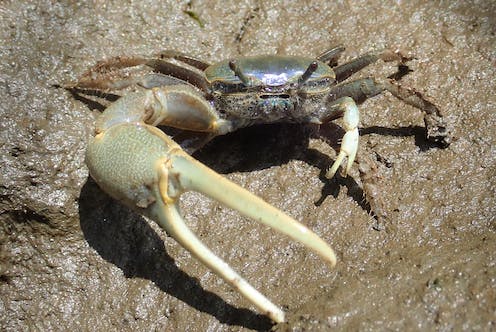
[{"x1": 85, "y1": 88, "x2": 336, "y2": 323}]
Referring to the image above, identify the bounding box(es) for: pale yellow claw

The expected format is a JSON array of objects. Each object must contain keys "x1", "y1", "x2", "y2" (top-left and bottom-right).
[
  {"x1": 168, "y1": 153, "x2": 336, "y2": 267},
  {"x1": 85, "y1": 89, "x2": 336, "y2": 323}
]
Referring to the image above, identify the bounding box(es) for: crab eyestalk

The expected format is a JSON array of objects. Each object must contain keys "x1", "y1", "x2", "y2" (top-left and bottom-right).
[
  {"x1": 297, "y1": 61, "x2": 319, "y2": 87},
  {"x1": 228, "y1": 59, "x2": 262, "y2": 87}
]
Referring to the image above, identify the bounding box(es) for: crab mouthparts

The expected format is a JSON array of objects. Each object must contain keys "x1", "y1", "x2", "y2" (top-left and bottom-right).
[{"x1": 260, "y1": 93, "x2": 291, "y2": 99}]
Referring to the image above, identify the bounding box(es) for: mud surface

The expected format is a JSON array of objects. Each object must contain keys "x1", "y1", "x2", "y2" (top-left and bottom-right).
[{"x1": 1, "y1": 1, "x2": 495, "y2": 331}]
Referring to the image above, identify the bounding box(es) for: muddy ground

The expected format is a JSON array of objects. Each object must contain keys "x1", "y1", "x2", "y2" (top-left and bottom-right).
[{"x1": 1, "y1": 1, "x2": 495, "y2": 331}]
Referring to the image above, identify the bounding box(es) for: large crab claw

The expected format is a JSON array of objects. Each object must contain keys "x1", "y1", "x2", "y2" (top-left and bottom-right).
[{"x1": 85, "y1": 87, "x2": 336, "y2": 323}]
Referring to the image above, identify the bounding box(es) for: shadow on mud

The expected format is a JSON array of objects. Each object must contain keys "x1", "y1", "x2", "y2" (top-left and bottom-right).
[{"x1": 194, "y1": 122, "x2": 437, "y2": 217}]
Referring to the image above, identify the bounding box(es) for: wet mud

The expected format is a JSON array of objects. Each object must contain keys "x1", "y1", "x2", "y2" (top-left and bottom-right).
[{"x1": 1, "y1": 1, "x2": 495, "y2": 331}]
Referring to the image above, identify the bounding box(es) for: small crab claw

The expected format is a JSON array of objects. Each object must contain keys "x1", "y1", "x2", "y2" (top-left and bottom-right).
[
  {"x1": 326, "y1": 97, "x2": 360, "y2": 178},
  {"x1": 86, "y1": 122, "x2": 336, "y2": 323}
]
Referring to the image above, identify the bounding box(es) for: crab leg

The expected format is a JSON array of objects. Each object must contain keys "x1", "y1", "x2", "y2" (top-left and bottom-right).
[
  {"x1": 325, "y1": 97, "x2": 360, "y2": 178},
  {"x1": 327, "y1": 78, "x2": 450, "y2": 147},
  {"x1": 86, "y1": 88, "x2": 336, "y2": 322},
  {"x1": 333, "y1": 49, "x2": 408, "y2": 83},
  {"x1": 316, "y1": 45, "x2": 345, "y2": 65},
  {"x1": 154, "y1": 49, "x2": 211, "y2": 70},
  {"x1": 71, "y1": 53, "x2": 211, "y2": 93}
]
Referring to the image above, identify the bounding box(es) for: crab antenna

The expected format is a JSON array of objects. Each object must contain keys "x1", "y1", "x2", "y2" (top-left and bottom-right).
[
  {"x1": 229, "y1": 60, "x2": 252, "y2": 87},
  {"x1": 297, "y1": 61, "x2": 319, "y2": 87}
]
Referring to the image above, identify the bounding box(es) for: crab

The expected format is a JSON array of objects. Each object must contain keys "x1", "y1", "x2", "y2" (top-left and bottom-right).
[{"x1": 69, "y1": 45, "x2": 450, "y2": 323}]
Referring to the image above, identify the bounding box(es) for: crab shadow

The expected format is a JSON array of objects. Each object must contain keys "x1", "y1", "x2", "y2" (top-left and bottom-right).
[
  {"x1": 193, "y1": 121, "x2": 436, "y2": 211},
  {"x1": 78, "y1": 179, "x2": 273, "y2": 331}
]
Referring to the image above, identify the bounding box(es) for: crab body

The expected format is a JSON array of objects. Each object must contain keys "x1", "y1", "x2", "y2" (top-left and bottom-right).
[
  {"x1": 204, "y1": 55, "x2": 336, "y2": 126},
  {"x1": 71, "y1": 45, "x2": 450, "y2": 323},
  {"x1": 205, "y1": 55, "x2": 335, "y2": 128}
]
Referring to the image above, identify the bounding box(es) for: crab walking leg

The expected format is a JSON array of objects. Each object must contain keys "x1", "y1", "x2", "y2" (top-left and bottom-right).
[
  {"x1": 72, "y1": 56, "x2": 150, "y2": 90},
  {"x1": 325, "y1": 97, "x2": 360, "y2": 179},
  {"x1": 316, "y1": 45, "x2": 345, "y2": 64},
  {"x1": 150, "y1": 202, "x2": 285, "y2": 323},
  {"x1": 327, "y1": 78, "x2": 450, "y2": 147},
  {"x1": 333, "y1": 49, "x2": 408, "y2": 83},
  {"x1": 154, "y1": 49, "x2": 212, "y2": 70},
  {"x1": 69, "y1": 53, "x2": 211, "y2": 93}
]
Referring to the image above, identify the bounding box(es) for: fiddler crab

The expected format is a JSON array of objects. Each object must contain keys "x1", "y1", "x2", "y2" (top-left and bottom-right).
[{"x1": 69, "y1": 45, "x2": 449, "y2": 323}]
